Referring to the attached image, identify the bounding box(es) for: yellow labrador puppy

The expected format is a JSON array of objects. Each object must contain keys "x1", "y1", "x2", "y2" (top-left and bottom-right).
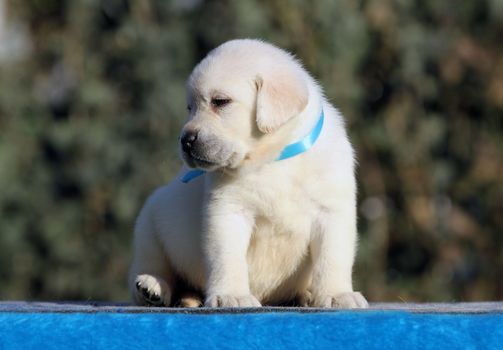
[{"x1": 129, "y1": 39, "x2": 368, "y2": 308}]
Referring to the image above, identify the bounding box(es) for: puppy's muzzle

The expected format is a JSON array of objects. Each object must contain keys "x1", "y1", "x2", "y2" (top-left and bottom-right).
[
  {"x1": 180, "y1": 128, "x2": 240, "y2": 170},
  {"x1": 180, "y1": 130, "x2": 220, "y2": 168}
]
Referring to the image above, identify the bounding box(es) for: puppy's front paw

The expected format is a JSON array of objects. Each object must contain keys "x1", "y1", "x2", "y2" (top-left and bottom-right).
[
  {"x1": 311, "y1": 291, "x2": 368, "y2": 309},
  {"x1": 205, "y1": 294, "x2": 261, "y2": 307},
  {"x1": 134, "y1": 274, "x2": 172, "y2": 307}
]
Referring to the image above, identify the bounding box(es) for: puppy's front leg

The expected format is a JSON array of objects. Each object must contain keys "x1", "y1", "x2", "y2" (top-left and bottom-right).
[
  {"x1": 310, "y1": 212, "x2": 368, "y2": 308},
  {"x1": 203, "y1": 205, "x2": 261, "y2": 307}
]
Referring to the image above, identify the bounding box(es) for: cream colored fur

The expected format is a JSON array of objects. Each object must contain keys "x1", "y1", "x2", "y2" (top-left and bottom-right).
[{"x1": 129, "y1": 39, "x2": 368, "y2": 308}]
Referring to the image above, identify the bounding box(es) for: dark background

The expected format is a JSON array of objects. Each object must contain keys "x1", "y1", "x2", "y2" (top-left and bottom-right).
[{"x1": 0, "y1": 0, "x2": 501, "y2": 302}]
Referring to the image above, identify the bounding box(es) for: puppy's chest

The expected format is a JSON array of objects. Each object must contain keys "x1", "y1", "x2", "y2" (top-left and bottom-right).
[{"x1": 240, "y1": 182, "x2": 323, "y2": 236}]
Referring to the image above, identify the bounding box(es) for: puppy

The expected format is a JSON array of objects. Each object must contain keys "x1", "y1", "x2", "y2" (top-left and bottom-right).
[{"x1": 129, "y1": 39, "x2": 368, "y2": 308}]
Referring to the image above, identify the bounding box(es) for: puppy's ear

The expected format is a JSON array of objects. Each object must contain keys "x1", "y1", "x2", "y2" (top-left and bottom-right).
[{"x1": 255, "y1": 71, "x2": 308, "y2": 133}]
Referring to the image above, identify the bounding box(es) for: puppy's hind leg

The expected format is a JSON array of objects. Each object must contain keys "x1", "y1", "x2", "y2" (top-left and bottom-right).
[{"x1": 129, "y1": 209, "x2": 174, "y2": 307}]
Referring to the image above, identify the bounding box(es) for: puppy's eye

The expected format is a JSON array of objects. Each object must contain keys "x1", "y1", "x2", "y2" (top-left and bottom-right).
[
  {"x1": 211, "y1": 98, "x2": 231, "y2": 108},
  {"x1": 187, "y1": 105, "x2": 192, "y2": 111}
]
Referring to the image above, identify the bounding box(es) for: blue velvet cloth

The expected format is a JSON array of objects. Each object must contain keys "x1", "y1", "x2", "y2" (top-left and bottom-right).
[{"x1": 1, "y1": 310, "x2": 502, "y2": 349}]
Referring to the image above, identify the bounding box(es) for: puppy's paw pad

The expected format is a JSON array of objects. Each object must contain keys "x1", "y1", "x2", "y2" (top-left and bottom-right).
[
  {"x1": 312, "y1": 291, "x2": 368, "y2": 309},
  {"x1": 205, "y1": 294, "x2": 261, "y2": 308},
  {"x1": 179, "y1": 292, "x2": 203, "y2": 308},
  {"x1": 134, "y1": 274, "x2": 171, "y2": 307},
  {"x1": 295, "y1": 290, "x2": 312, "y2": 307}
]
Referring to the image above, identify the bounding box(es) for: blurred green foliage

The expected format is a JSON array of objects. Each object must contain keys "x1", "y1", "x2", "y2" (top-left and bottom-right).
[{"x1": 0, "y1": 0, "x2": 501, "y2": 302}]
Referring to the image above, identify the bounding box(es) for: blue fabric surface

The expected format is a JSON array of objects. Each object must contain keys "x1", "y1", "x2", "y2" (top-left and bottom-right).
[{"x1": 1, "y1": 311, "x2": 502, "y2": 349}]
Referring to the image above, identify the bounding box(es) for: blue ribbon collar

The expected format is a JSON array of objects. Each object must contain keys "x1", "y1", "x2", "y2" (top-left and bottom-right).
[{"x1": 180, "y1": 108, "x2": 324, "y2": 183}]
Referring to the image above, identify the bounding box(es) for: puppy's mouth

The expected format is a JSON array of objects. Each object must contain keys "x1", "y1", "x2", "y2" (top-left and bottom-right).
[
  {"x1": 184, "y1": 152, "x2": 220, "y2": 170},
  {"x1": 191, "y1": 155, "x2": 216, "y2": 167}
]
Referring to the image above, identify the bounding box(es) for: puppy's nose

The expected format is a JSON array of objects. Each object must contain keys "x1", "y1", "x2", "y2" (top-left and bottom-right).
[{"x1": 181, "y1": 131, "x2": 198, "y2": 153}]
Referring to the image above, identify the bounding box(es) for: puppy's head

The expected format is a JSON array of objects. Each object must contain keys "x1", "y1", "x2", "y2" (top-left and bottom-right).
[{"x1": 180, "y1": 39, "x2": 308, "y2": 171}]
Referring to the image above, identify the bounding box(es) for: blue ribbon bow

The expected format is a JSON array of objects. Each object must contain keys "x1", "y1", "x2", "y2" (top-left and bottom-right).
[{"x1": 180, "y1": 107, "x2": 324, "y2": 183}]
